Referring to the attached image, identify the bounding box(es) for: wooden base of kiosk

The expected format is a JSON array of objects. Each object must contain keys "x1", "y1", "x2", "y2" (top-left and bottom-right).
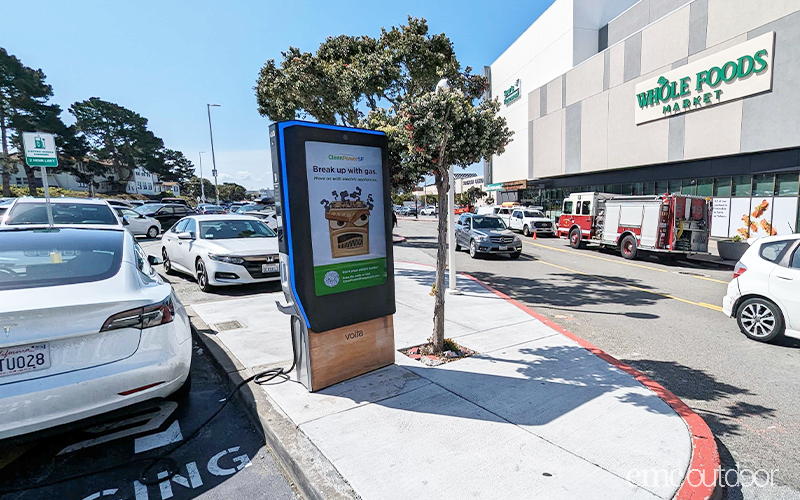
[{"x1": 307, "y1": 315, "x2": 395, "y2": 391}]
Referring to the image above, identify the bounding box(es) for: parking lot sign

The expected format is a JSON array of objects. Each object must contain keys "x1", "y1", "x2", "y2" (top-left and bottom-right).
[{"x1": 22, "y1": 132, "x2": 58, "y2": 167}]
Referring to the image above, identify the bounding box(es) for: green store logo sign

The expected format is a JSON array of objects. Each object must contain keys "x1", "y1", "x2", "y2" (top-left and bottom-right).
[
  {"x1": 504, "y1": 79, "x2": 521, "y2": 106},
  {"x1": 636, "y1": 49, "x2": 769, "y2": 115}
]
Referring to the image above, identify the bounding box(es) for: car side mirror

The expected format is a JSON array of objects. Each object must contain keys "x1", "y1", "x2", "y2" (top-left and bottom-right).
[
  {"x1": 177, "y1": 231, "x2": 193, "y2": 240},
  {"x1": 147, "y1": 254, "x2": 163, "y2": 265},
  {"x1": 138, "y1": 214, "x2": 146, "y2": 219},
  {"x1": 122, "y1": 217, "x2": 130, "y2": 226}
]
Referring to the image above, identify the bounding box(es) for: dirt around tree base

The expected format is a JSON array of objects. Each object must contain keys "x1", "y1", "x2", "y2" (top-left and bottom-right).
[{"x1": 400, "y1": 340, "x2": 477, "y2": 366}]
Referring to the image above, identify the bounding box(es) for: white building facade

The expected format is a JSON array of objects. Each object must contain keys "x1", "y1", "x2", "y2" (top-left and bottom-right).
[{"x1": 487, "y1": 0, "x2": 800, "y2": 235}]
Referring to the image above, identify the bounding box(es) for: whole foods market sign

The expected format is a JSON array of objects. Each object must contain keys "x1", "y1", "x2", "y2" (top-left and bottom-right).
[
  {"x1": 635, "y1": 32, "x2": 775, "y2": 125},
  {"x1": 504, "y1": 79, "x2": 521, "y2": 106}
]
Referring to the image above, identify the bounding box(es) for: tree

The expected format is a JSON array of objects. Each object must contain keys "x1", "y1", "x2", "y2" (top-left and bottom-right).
[
  {"x1": 183, "y1": 176, "x2": 215, "y2": 202},
  {"x1": 217, "y1": 182, "x2": 246, "y2": 202},
  {"x1": 256, "y1": 17, "x2": 512, "y2": 353},
  {"x1": 0, "y1": 47, "x2": 72, "y2": 196},
  {"x1": 70, "y1": 98, "x2": 164, "y2": 193},
  {"x1": 457, "y1": 185, "x2": 487, "y2": 207},
  {"x1": 157, "y1": 148, "x2": 195, "y2": 186}
]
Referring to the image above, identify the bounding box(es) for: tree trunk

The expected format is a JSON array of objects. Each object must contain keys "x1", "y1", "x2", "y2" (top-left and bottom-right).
[
  {"x1": 432, "y1": 170, "x2": 449, "y2": 352},
  {"x1": 24, "y1": 164, "x2": 38, "y2": 197},
  {"x1": 0, "y1": 107, "x2": 11, "y2": 197}
]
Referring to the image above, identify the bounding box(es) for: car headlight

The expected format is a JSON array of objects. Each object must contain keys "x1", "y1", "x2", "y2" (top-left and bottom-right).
[{"x1": 208, "y1": 254, "x2": 245, "y2": 265}]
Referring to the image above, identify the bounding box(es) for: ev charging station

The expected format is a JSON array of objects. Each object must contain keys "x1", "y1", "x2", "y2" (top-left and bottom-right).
[{"x1": 270, "y1": 121, "x2": 396, "y2": 392}]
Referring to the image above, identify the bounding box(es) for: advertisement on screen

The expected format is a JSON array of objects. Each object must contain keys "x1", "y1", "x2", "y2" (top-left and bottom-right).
[{"x1": 305, "y1": 141, "x2": 387, "y2": 296}]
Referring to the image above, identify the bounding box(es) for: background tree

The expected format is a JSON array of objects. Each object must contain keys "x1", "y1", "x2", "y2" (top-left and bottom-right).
[
  {"x1": 183, "y1": 176, "x2": 215, "y2": 202},
  {"x1": 456, "y1": 185, "x2": 487, "y2": 207},
  {"x1": 0, "y1": 47, "x2": 73, "y2": 196},
  {"x1": 217, "y1": 182, "x2": 247, "y2": 202},
  {"x1": 256, "y1": 17, "x2": 511, "y2": 352},
  {"x1": 70, "y1": 98, "x2": 164, "y2": 193},
  {"x1": 154, "y1": 148, "x2": 195, "y2": 187}
]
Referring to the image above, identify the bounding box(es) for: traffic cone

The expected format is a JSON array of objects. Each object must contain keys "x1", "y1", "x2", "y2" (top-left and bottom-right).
[{"x1": 532, "y1": 231, "x2": 537, "y2": 240}]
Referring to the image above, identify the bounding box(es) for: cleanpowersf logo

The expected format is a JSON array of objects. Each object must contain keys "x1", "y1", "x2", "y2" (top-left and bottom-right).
[{"x1": 328, "y1": 154, "x2": 364, "y2": 162}]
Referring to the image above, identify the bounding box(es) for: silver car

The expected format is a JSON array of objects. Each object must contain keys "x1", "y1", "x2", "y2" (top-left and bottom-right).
[
  {"x1": 114, "y1": 207, "x2": 162, "y2": 238},
  {"x1": 455, "y1": 213, "x2": 522, "y2": 259}
]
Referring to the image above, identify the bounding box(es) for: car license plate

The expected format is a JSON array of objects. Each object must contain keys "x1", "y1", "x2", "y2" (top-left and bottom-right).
[
  {"x1": 0, "y1": 343, "x2": 50, "y2": 377},
  {"x1": 499, "y1": 245, "x2": 508, "y2": 250},
  {"x1": 262, "y1": 263, "x2": 279, "y2": 274}
]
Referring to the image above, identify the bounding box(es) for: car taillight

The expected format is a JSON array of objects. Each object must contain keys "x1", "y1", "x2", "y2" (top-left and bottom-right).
[
  {"x1": 733, "y1": 262, "x2": 747, "y2": 279},
  {"x1": 101, "y1": 297, "x2": 175, "y2": 332}
]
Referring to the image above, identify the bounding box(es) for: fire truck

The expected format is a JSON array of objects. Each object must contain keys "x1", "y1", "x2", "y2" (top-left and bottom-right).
[{"x1": 557, "y1": 192, "x2": 711, "y2": 260}]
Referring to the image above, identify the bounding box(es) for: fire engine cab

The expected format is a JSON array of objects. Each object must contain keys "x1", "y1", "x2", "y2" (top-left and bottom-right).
[{"x1": 557, "y1": 192, "x2": 711, "y2": 260}]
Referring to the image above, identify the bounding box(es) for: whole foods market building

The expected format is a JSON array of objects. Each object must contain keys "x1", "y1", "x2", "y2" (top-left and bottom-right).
[{"x1": 488, "y1": 0, "x2": 800, "y2": 237}]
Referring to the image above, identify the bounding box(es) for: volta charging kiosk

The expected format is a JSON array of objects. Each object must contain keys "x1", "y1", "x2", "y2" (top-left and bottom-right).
[{"x1": 270, "y1": 121, "x2": 396, "y2": 392}]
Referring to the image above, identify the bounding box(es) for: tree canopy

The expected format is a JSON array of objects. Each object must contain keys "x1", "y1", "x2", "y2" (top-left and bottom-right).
[
  {"x1": 70, "y1": 97, "x2": 165, "y2": 192},
  {"x1": 255, "y1": 17, "x2": 512, "y2": 352}
]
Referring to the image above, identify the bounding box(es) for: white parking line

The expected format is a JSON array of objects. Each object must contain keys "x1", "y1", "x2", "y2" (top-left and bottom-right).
[{"x1": 134, "y1": 419, "x2": 183, "y2": 454}]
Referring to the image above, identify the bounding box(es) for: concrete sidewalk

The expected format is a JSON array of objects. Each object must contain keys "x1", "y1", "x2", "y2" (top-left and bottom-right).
[{"x1": 190, "y1": 262, "x2": 718, "y2": 500}]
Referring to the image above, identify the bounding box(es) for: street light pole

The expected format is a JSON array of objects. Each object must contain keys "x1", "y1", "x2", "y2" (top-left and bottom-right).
[
  {"x1": 207, "y1": 103, "x2": 221, "y2": 204},
  {"x1": 198, "y1": 151, "x2": 206, "y2": 203}
]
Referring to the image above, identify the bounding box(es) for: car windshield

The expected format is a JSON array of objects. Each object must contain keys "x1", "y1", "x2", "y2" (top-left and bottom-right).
[
  {"x1": 116, "y1": 208, "x2": 140, "y2": 218},
  {"x1": 236, "y1": 205, "x2": 267, "y2": 213},
  {"x1": 202, "y1": 205, "x2": 225, "y2": 212},
  {"x1": 135, "y1": 204, "x2": 163, "y2": 215},
  {"x1": 199, "y1": 220, "x2": 276, "y2": 239},
  {"x1": 0, "y1": 228, "x2": 124, "y2": 290},
  {"x1": 6, "y1": 202, "x2": 118, "y2": 225},
  {"x1": 471, "y1": 216, "x2": 506, "y2": 229},
  {"x1": 524, "y1": 211, "x2": 546, "y2": 218}
]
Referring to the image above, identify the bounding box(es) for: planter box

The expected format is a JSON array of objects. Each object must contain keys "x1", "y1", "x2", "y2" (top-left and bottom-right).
[{"x1": 717, "y1": 240, "x2": 749, "y2": 261}]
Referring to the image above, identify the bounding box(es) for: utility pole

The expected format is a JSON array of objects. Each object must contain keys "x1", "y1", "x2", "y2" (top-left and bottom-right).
[
  {"x1": 198, "y1": 151, "x2": 206, "y2": 203},
  {"x1": 207, "y1": 103, "x2": 221, "y2": 204}
]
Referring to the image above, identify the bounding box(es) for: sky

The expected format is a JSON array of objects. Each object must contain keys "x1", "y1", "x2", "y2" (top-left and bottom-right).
[{"x1": 1, "y1": 0, "x2": 556, "y2": 191}]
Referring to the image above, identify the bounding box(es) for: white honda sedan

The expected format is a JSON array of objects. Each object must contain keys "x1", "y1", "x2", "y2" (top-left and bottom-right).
[
  {"x1": 0, "y1": 227, "x2": 192, "y2": 440},
  {"x1": 722, "y1": 234, "x2": 800, "y2": 343},
  {"x1": 161, "y1": 215, "x2": 280, "y2": 292}
]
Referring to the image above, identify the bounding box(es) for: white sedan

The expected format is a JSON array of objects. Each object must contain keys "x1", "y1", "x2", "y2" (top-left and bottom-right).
[
  {"x1": 0, "y1": 227, "x2": 192, "y2": 440},
  {"x1": 722, "y1": 234, "x2": 800, "y2": 342},
  {"x1": 114, "y1": 207, "x2": 162, "y2": 238},
  {"x1": 161, "y1": 215, "x2": 280, "y2": 292}
]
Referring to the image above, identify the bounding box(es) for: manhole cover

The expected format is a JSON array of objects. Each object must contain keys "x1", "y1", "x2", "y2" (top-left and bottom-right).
[{"x1": 214, "y1": 320, "x2": 244, "y2": 331}]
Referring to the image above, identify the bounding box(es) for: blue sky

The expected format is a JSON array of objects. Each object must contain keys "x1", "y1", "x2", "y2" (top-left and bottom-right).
[{"x1": 2, "y1": 0, "x2": 555, "y2": 190}]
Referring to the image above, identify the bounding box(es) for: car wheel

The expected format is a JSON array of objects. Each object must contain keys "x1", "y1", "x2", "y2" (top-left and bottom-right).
[
  {"x1": 196, "y1": 259, "x2": 213, "y2": 292},
  {"x1": 469, "y1": 240, "x2": 479, "y2": 259},
  {"x1": 523, "y1": 225, "x2": 531, "y2": 237},
  {"x1": 736, "y1": 298, "x2": 785, "y2": 343},
  {"x1": 569, "y1": 228, "x2": 583, "y2": 249},
  {"x1": 620, "y1": 235, "x2": 638, "y2": 260},
  {"x1": 510, "y1": 250, "x2": 521, "y2": 260},
  {"x1": 162, "y1": 248, "x2": 174, "y2": 274},
  {"x1": 147, "y1": 226, "x2": 159, "y2": 239}
]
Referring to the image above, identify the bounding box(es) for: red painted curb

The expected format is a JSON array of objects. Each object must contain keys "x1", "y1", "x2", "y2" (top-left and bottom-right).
[{"x1": 397, "y1": 260, "x2": 721, "y2": 500}]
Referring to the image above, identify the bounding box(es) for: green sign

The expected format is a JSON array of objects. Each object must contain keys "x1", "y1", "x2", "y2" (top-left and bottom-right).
[
  {"x1": 503, "y1": 79, "x2": 521, "y2": 106},
  {"x1": 313, "y1": 258, "x2": 387, "y2": 296},
  {"x1": 485, "y1": 183, "x2": 503, "y2": 192},
  {"x1": 22, "y1": 132, "x2": 58, "y2": 167}
]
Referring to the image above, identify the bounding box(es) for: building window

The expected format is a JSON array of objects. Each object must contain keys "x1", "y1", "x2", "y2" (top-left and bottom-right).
[
  {"x1": 621, "y1": 183, "x2": 633, "y2": 195},
  {"x1": 775, "y1": 173, "x2": 799, "y2": 196},
  {"x1": 681, "y1": 179, "x2": 697, "y2": 196},
  {"x1": 668, "y1": 180, "x2": 681, "y2": 194},
  {"x1": 732, "y1": 176, "x2": 752, "y2": 197},
  {"x1": 643, "y1": 182, "x2": 655, "y2": 195},
  {"x1": 753, "y1": 174, "x2": 775, "y2": 197},
  {"x1": 605, "y1": 184, "x2": 621, "y2": 194},
  {"x1": 656, "y1": 181, "x2": 668, "y2": 194},
  {"x1": 714, "y1": 177, "x2": 732, "y2": 197},
  {"x1": 697, "y1": 178, "x2": 713, "y2": 197}
]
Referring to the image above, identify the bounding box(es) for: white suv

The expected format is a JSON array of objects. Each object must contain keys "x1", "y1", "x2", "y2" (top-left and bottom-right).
[
  {"x1": 722, "y1": 234, "x2": 800, "y2": 342},
  {"x1": 508, "y1": 208, "x2": 556, "y2": 237}
]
